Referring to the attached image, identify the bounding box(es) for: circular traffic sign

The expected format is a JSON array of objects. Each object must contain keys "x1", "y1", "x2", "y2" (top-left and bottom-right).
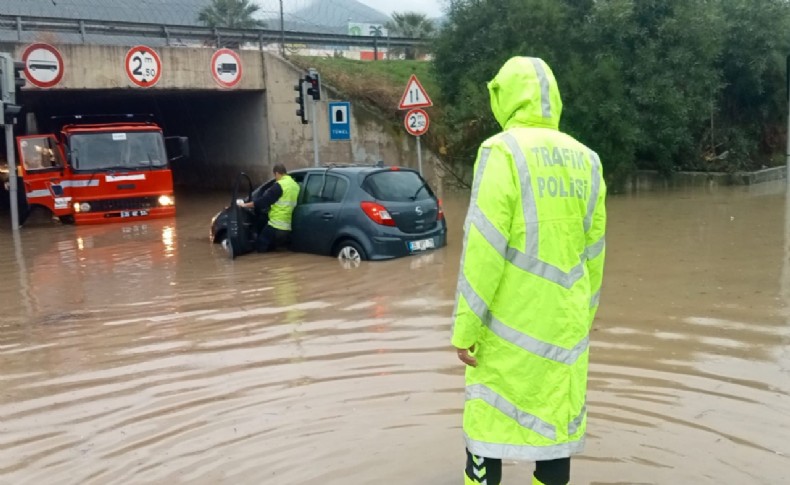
[
  {"x1": 125, "y1": 46, "x2": 162, "y2": 87},
  {"x1": 211, "y1": 49, "x2": 243, "y2": 88},
  {"x1": 22, "y1": 43, "x2": 64, "y2": 88},
  {"x1": 404, "y1": 108, "x2": 430, "y2": 136}
]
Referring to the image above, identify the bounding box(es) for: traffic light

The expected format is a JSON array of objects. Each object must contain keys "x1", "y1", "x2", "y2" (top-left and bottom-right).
[
  {"x1": 13, "y1": 60, "x2": 25, "y2": 92},
  {"x1": 305, "y1": 69, "x2": 321, "y2": 101},
  {"x1": 0, "y1": 53, "x2": 24, "y2": 124},
  {"x1": 0, "y1": 54, "x2": 25, "y2": 103},
  {"x1": 294, "y1": 78, "x2": 307, "y2": 124}
]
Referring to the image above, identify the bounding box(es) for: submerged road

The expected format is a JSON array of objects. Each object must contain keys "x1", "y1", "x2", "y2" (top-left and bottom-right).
[{"x1": 0, "y1": 184, "x2": 788, "y2": 484}]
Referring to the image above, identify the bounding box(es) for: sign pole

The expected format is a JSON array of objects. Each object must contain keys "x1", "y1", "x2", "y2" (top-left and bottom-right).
[
  {"x1": 5, "y1": 123, "x2": 19, "y2": 230},
  {"x1": 416, "y1": 135, "x2": 423, "y2": 176},
  {"x1": 398, "y1": 74, "x2": 433, "y2": 176},
  {"x1": 311, "y1": 97, "x2": 320, "y2": 167}
]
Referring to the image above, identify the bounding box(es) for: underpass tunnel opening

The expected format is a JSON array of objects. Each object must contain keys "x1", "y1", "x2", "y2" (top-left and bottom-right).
[{"x1": 12, "y1": 89, "x2": 269, "y2": 191}]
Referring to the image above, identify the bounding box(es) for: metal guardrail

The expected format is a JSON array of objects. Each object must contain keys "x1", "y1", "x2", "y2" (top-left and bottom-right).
[{"x1": 0, "y1": 14, "x2": 425, "y2": 49}]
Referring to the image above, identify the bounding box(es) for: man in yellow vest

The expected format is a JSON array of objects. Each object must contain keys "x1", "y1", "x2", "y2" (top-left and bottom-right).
[
  {"x1": 243, "y1": 163, "x2": 300, "y2": 253},
  {"x1": 452, "y1": 57, "x2": 607, "y2": 485}
]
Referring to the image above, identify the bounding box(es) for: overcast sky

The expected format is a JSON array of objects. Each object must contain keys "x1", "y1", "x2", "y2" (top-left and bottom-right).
[{"x1": 357, "y1": 0, "x2": 445, "y2": 18}]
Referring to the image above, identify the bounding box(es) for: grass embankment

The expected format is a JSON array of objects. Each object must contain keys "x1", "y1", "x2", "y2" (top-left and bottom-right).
[
  {"x1": 291, "y1": 57, "x2": 440, "y2": 119},
  {"x1": 290, "y1": 57, "x2": 466, "y2": 185}
]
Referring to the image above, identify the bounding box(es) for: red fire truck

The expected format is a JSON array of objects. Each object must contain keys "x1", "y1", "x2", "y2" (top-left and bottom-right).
[{"x1": 14, "y1": 115, "x2": 187, "y2": 225}]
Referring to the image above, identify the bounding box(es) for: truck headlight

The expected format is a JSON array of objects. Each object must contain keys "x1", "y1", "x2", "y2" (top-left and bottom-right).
[
  {"x1": 73, "y1": 202, "x2": 91, "y2": 212},
  {"x1": 158, "y1": 195, "x2": 174, "y2": 206}
]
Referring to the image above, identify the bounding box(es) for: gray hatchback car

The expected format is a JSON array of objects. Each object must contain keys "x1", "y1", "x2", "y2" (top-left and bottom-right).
[{"x1": 210, "y1": 164, "x2": 447, "y2": 263}]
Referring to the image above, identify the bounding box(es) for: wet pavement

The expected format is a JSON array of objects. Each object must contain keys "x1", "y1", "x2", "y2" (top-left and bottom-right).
[{"x1": 0, "y1": 184, "x2": 789, "y2": 484}]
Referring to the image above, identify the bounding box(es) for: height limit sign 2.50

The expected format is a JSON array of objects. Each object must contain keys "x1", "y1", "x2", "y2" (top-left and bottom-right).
[{"x1": 125, "y1": 46, "x2": 162, "y2": 87}]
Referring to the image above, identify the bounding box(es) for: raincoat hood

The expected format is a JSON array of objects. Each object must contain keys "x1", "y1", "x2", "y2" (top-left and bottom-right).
[{"x1": 488, "y1": 57, "x2": 563, "y2": 130}]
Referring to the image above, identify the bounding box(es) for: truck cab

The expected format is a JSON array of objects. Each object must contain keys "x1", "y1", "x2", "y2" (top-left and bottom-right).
[{"x1": 15, "y1": 116, "x2": 187, "y2": 225}]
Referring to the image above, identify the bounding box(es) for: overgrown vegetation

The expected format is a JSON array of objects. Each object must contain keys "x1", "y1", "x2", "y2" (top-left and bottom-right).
[
  {"x1": 386, "y1": 12, "x2": 436, "y2": 60},
  {"x1": 197, "y1": 0, "x2": 264, "y2": 29},
  {"x1": 433, "y1": 0, "x2": 790, "y2": 187}
]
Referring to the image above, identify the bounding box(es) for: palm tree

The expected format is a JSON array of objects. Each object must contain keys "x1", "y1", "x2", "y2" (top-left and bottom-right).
[
  {"x1": 386, "y1": 12, "x2": 435, "y2": 60},
  {"x1": 198, "y1": 0, "x2": 265, "y2": 29}
]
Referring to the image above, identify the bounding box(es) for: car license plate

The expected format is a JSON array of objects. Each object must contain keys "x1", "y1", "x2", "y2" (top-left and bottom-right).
[
  {"x1": 409, "y1": 238, "x2": 435, "y2": 252},
  {"x1": 120, "y1": 210, "x2": 149, "y2": 218}
]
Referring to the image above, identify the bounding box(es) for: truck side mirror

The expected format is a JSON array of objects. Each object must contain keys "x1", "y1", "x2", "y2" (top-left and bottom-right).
[
  {"x1": 178, "y1": 137, "x2": 189, "y2": 159},
  {"x1": 165, "y1": 136, "x2": 189, "y2": 161}
]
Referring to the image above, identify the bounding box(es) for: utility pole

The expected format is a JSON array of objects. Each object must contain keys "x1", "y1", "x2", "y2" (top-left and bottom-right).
[
  {"x1": 0, "y1": 53, "x2": 25, "y2": 231},
  {"x1": 786, "y1": 55, "x2": 790, "y2": 186},
  {"x1": 279, "y1": 0, "x2": 286, "y2": 58}
]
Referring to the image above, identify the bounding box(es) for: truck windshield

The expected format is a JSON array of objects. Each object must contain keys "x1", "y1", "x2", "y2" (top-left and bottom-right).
[{"x1": 69, "y1": 131, "x2": 167, "y2": 171}]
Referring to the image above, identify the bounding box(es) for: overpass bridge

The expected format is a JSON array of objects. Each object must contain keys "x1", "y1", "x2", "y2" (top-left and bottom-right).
[{"x1": 0, "y1": 15, "x2": 428, "y2": 190}]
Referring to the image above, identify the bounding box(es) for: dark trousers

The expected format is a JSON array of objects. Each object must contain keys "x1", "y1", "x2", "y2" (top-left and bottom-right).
[
  {"x1": 465, "y1": 449, "x2": 570, "y2": 485},
  {"x1": 255, "y1": 225, "x2": 291, "y2": 253}
]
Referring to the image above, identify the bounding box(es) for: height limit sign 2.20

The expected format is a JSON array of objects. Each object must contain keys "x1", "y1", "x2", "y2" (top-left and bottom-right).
[{"x1": 398, "y1": 74, "x2": 433, "y2": 175}]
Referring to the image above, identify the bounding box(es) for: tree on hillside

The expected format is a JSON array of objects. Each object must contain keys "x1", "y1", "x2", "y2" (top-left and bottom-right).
[
  {"x1": 433, "y1": 0, "x2": 787, "y2": 188},
  {"x1": 386, "y1": 12, "x2": 435, "y2": 59},
  {"x1": 198, "y1": 0, "x2": 265, "y2": 29}
]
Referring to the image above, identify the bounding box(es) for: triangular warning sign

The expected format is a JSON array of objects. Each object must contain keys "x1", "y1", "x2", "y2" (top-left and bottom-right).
[{"x1": 398, "y1": 74, "x2": 433, "y2": 110}]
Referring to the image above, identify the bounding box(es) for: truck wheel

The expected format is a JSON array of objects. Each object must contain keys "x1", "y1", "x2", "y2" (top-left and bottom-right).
[{"x1": 24, "y1": 206, "x2": 55, "y2": 225}]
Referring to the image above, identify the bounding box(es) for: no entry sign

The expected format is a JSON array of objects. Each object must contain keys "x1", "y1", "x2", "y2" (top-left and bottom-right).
[
  {"x1": 125, "y1": 46, "x2": 162, "y2": 87},
  {"x1": 211, "y1": 49, "x2": 243, "y2": 88},
  {"x1": 22, "y1": 43, "x2": 64, "y2": 88}
]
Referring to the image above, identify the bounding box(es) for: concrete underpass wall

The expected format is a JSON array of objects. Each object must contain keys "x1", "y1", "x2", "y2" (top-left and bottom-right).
[
  {"x1": 1, "y1": 41, "x2": 270, "y2": 190},
  {"x1": 9, "y1": 44, "x2": 265, "y2": 91},
  {"x1": 1, "y1": 41, "x2": 439, "y2": 191},
  {"x1": 263, "y1": 53, "x2": 439, "y2": 183},
  {"x1": 164, "y1": 92, "x2": 269, "y2": 188}
]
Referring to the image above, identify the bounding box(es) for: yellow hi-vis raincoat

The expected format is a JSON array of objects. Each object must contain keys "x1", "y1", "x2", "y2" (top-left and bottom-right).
[
  {"x1": 268, "y1": 174, "x2": 300, "y2": 231},
  {"x1": 452, "y1": 57, "x2": 607, "y2": 461}
]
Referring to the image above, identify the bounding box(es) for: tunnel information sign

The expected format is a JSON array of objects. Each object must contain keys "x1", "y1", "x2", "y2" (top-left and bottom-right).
[
  {"x1": 211, "y1": 49, "x2": 243, "y2": 88},
  {"x1": 125, "y1": 46, "x2": 162, "y2": 87},
  {"x1": 22, "y1": 43, "x2": 64, "y2": 88},
  {"x1": 329, "y1": 102, "x2": 351, "y2": 141}
]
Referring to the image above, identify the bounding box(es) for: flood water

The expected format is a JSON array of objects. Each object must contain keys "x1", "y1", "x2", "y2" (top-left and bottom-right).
[{"x1": 0, "y1": 183, "x2": 789, "y2": 484}]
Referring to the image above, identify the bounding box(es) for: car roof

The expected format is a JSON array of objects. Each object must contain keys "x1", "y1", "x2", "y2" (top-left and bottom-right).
[{"x1": 290, "y1": 165, "x2": 417, "y2": 176}]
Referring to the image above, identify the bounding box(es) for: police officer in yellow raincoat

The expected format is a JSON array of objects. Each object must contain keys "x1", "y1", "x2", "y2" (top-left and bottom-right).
[{"x1": 452, "y1": 56, "x2": 607, "y2": 485}]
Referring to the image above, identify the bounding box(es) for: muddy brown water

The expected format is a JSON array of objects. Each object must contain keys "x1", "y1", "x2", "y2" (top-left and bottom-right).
[{"x1": 0, "y1": 184, "x2": 788, "y2": 484}]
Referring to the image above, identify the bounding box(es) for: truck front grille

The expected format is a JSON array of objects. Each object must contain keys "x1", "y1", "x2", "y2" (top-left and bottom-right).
[{"x1": 89, "y1": 196, "x2": 159, "y2": 212}]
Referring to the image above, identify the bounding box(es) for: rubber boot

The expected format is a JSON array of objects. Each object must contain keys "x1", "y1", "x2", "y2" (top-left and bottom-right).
[
  {"x1": 464, "y1": 456, "x2": 493, "y2": 484},
  {"x1": 465, "y1": 473, "x2": 497, "y2": 485},
  {"x1": 532, "y1": 477, "x2": 568, "y2": 485}
]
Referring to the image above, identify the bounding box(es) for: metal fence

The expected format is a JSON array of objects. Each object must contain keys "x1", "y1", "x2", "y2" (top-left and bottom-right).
[{"x1": 0, "y1": 14, "x2": 423, "y2": 51}]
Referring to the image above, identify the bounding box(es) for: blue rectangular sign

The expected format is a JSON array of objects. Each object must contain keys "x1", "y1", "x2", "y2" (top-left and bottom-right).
[{"x1": 329, "y1": 102, "x2": 351, "y2": 141}]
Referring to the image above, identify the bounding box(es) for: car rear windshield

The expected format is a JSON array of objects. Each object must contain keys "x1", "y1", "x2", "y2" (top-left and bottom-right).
[{"x1": 362, "y1": 170, "x2": 433, "y2": 202}]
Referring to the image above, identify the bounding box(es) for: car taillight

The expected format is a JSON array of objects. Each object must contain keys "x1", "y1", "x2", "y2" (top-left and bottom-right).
[
  {"x1": 437, "y1": 198, "x2": 444, "y2": 220},
  {"x1": 361, "y1": 201, "x2": 395, "y2": 226}
]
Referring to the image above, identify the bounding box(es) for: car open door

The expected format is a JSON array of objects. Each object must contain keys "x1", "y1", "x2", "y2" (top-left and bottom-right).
[
  {"x1": 226, "y1": 172, "x2": 256, "y2": 259},
  {"x1": 16, "y1": 135, "x2": 71, "y2": 221}
]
